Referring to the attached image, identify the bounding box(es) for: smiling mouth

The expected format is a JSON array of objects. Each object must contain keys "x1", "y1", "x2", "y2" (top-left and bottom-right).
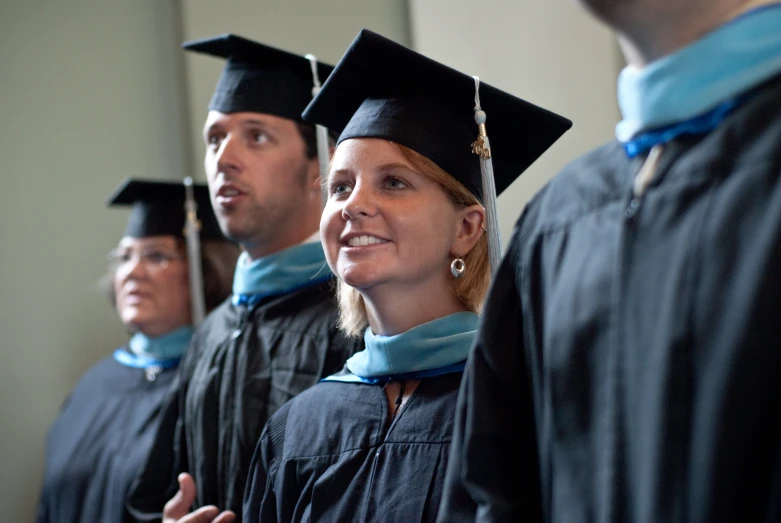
[{"x1": 346, "y1": 235, "x2": 389, "y2": 247}]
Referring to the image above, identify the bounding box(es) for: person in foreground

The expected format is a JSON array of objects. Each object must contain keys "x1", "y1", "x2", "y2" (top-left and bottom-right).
[
  {"x1": 242, "y1": 29, "x2": 571, "y2": 523},
  {"x1": 439, "y1": 1, "x2": 781, "y2": 521},
  {"x1": 37, "y1": 178, "x2": 238, "y2": 523},
  {"x1": 126, "y1": 35, "x2": 362, "y2": 523}
]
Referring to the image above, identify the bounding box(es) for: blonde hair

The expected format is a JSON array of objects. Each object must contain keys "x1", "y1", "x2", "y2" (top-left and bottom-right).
[{"x1": 338, "y1": 142, "x2": 490, "y2": 338}]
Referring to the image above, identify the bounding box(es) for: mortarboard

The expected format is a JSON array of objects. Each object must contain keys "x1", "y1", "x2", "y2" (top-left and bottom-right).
[
  {"x1": 106, "y1": 178, "x2": 222, "y2": 240},
  {"x1": 183, "y1": 33, "x2": 336, "y2": 184},
  {"x1": 182, "y1": 33, "x2": 334, "y2": 122},
  {"x1": 303, "y1": 29, "x2": 573, "y2": 271}
]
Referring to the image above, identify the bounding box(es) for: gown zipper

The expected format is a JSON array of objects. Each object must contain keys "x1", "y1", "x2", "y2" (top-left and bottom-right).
[
  {"x1": 625, "y1": 144, "x2": 665, "y2": 219},
  {"x1": 362, "y1": 380, "x2": 410, "y2": 521},
  {"x1": 232, "y1": 304, "x2": 250, "y2": 339},
  {"x1": 604, "y1": 143, "x2": 666, "y2": 521}
]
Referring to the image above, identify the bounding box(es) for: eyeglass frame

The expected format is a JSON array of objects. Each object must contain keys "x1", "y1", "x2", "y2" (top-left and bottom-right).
[{"x1": 106, "y1": 247, "x2": 186, "y2": 273}]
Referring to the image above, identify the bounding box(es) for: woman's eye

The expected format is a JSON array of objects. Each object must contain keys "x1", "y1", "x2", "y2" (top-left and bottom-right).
[
  {"x1": 143, "y1": 251, "x2": 170, "y2": 265},
  {"x1": 385, "y1": 177, "x2": 408, "y2": 190},
  {"x1": 332, "y1": 183, "x2": 352, "y2": 196}
]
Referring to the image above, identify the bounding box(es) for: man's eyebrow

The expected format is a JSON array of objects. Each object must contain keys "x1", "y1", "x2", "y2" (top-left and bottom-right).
[
  {"x1": 203, "y1": 121, "x2": 222, "y2": 136},
  {"x1": 239, "y1": 119, "x2": 271, "y2": 127}
]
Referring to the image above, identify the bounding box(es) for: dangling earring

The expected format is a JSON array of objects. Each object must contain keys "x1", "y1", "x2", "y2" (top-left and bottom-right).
[{"x1": 450, "y1": 257, "x2": 466, "y2": 278}]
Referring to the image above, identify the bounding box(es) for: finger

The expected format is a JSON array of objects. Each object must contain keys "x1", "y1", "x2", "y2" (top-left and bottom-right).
[
  {"x1": 162, "y1": 473, "x2": 197, "y2": 520},
  {"x1": 212, "y1": 510, "x2": 237, "y2": 523},
  {"x1": 175, "y1": 505, "x2": 220, "y2": 523}
]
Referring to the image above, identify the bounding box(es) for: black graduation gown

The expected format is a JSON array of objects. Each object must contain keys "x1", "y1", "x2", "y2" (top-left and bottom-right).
[
  {"x1": 37, "y1": 352, "x2": 177, "y2": 523},
  {"x1": 244, "y1": 371, "x2": 462, "y2": 522},
  {"x1": 127, "y1": 281, "x2": 362, "y2": 521},
  {"x1": 439, "y1": 74, "x2": 781, "y2": 523}
]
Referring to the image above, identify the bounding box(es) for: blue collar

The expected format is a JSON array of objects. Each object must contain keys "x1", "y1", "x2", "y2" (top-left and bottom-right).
[
  {"x1": 327, "y1": 312, "x2": 478, "y2": 383},
  {"x1": 115, "y1": 326, "x2": 194, "y2": 369},
  {"x1": 321, "y1": 362, "x2": 467, "y2": 385},
  {"x1": 113, "y1": 349, "x2": 183, "y2": 370},
  {"x1": 617, "y1": 4, "x2": 781, "y2": 157},
  {"x1": 232, "y1": 241, "x2": 332, "y2": 307}
]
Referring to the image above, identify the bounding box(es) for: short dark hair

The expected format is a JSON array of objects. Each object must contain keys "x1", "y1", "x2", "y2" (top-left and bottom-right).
[{"x1": 296, "y1": 121, "x2": 337, "y2": 159}]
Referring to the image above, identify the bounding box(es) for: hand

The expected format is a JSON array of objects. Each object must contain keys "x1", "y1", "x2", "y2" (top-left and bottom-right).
[{"x1": 162, "y1": 473, "x2": 236, "y2": 523}]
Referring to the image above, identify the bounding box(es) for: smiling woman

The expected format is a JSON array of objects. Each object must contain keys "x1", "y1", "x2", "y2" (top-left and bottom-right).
[
  {"x1": 242, "y1": 30, "x2": 570, "y2": 523},
  {"x1": 327, "y1": 140, "x2": 490, "y2": 338},
  {"x1": 36, "y1": 179, "x2": 239, "y2": 523}
]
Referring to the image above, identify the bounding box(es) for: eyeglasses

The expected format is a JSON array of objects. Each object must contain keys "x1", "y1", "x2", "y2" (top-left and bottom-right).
[{"x1": 107, "y1": 248, "x2": 185, "y2": 273}]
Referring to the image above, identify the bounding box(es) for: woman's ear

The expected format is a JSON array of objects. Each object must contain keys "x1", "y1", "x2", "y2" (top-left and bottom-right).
[{"x1": 450, "y1": 204, "x2": 486, "y2": 257}]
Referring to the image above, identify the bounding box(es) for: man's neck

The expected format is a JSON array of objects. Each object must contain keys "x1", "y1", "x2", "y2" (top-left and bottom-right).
[
  {"x1": 241, "y1": 229, "x2": 319, "y2": 262},
  {"x1": 618, "y1": 0, "x2": 780, "y2": 68}
]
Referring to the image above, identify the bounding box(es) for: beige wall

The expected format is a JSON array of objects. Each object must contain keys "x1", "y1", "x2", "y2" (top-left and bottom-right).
[
  {"x1": 410, "y1": 0, "x2": 622, "y2": 243},
  {"x1": 0, "y1": 1, "x2": 191, "y2": 520}
]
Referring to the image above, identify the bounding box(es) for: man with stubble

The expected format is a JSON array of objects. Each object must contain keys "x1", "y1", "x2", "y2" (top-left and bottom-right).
[{"x1": 127, "y1": 34, "x2": 362, "y2": 523}]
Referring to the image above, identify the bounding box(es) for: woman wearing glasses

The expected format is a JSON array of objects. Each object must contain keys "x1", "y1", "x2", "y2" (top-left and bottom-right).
[{"x1": 37, "y1": 178, "x2": 239, "y2": 523}]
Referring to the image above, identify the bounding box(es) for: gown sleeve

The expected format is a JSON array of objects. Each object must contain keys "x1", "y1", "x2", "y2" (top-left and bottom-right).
[
  {"x1": 35, "y1": 488, "x2": 50, "y2": 523},
  {"x1": 126, "y1": 345, "x2": 195, "y2": 522},
  {"x1": 243, "y1": 401, "x2": 292, "y2": 523},
  {"x1": 438, "y1": 201, "x2": 544, "y2": 523},
  {"x1": 36, "y1": 395, "x2": 72, "y2": 523}
]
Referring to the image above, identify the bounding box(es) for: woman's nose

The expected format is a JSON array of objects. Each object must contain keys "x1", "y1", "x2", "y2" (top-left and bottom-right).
[
  {"x1": 341, "y1": 184, "x2": 377, "y2": 220},
  {"x1": 118, "y1": 253, "x2": 148, "y2": 281}
]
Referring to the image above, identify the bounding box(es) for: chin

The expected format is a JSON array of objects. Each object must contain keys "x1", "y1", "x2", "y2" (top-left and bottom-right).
[
  {"x1": 218, "y1": 221, "x2": 244, "y2": 243},
  {"x1": 216, "y1": 212, "x2": 244, "y2": 236},
  {"x1": 339, "y1": 267, "x2": 387, "y2": 290},
  {"x1": 121, "y1": 310, "x2": 153, "y2": 332},
  {"x1": 222, "y1": 220, "x2": 261, "y2": 246}
]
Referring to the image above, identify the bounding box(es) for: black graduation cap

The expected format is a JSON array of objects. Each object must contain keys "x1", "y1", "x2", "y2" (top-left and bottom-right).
[
  {"x1": 182, "y1": 33, "x2": 334, "y2": 121},
  {"x1": 302, "y1": 29, "x2": 572, "y2": 201},
  {"x1": 106, "y1": 178, "x2": 223, "y2": 240}
]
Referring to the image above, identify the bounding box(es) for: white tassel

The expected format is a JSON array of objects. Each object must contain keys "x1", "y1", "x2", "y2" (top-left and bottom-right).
[
  {"x1": 306, "y1": 54, "x2": 332, "y2": 199},
  {"x1": 471, "y1": 76, "x2": 502, "y2": 273},
  {"x1": 183, "y1": 176, "x2": 206, "y2": 326}
]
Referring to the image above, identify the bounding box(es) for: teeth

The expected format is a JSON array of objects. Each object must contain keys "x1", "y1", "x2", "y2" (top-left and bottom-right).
[
  {"x1": 222, "y1": 189, "x2": 240, "y2": 196},
  {"x1": 347, "y1": 235, "x2": 387, "y2": 247}
]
